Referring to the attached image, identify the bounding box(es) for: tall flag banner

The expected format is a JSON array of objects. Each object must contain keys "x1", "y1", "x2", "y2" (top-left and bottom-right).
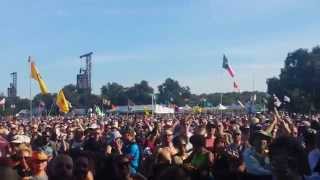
[
  {"x1": 283, "y1": 96, "x2": 291, "y2": 103},
  {"x1": 0, "y1": 98, "x2": 5, "y2": 110},
  {"x1": 56, "y1": 89, "x2": 70, "y2": 113},
  {"x1": 273, "y1": 94, "x2": 282, "y2": 108},
  {"x1": 233, "y1": 81, "x2": 240, "y2": 92},
  {"x1": 251, "y1": 94, "x2": 257, "y2": 102},
  {"x1": 263, "y1": 98, "x2": 268, "y2": 105},
  {"x1": 95, "y1": 105, "x2": 105, "y2": 116},
  {"x1": 237, "y1": 100, "x2": 245, "y2": 109},
  {"x1": 29, "y1": 57, "x2": 49, "y2": 94},
  {"x1": 0, "y1": 98, "x2": 5, "y2": 106},
  {"x1": 111, "y1": 104, "x2": 117, "y2": 111},
  {"x1": 102, "y1": 98, "x2": 111, "y2": 106},
  {"x1": 144, "y1": 107, "x2": 150, "y2": 116},
  {"x1": 222, "y1": 55, "x2": 235, "y2": 78},
  {"x1": 128, "y1": 99, "x2": 135, "y2": 112}
]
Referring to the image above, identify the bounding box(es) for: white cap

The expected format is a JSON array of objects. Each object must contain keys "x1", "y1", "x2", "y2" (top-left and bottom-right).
[
  {"x1": 111, "y1": 131, "x2": 122, "y2": 141},
  {"x1": 11, "y1": 135, "x2": 31, "y2": 144},
  {"x1": 89, "y1": 123, "x2": 99, "y2": 129}
]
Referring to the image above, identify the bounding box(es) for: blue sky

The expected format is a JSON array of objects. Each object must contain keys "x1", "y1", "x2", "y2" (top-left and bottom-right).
[{"x1": 1, "y1": 0, "x2": 319, "y2": 98}]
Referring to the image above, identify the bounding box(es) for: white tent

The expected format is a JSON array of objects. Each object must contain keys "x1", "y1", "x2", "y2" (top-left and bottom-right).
[
  {"x1": 216, "y1": 104, "x2": 227, "y2": 110},
  {"x1": 114, "y1": 104, "x2": 174, "y2": 114},
  {"x1": 178, "y1": 105, "x2": 192, "y2": 112}
]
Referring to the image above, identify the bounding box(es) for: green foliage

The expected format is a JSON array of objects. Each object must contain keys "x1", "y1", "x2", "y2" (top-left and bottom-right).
[
  {"x1": 157, "y1": 78, "x2": 192, "y2": 106},
  {"x1": 0, "y1": 96, "x2": 31, "y2": 116},
  {"x1": 1, "y1": 79, "x2": 268, "y2": 117},
  {"x1": 101, "y1": 81, "x2": 154, "y2": 105},
  {"x1": 267, "y1": 46, "x2": 320, "y2": 113},
  {"x1": 126, "y1": 80, "x2": 154, "y2": 105},
  {"x1": 101, "y1": 82, "x2": 127, "y2": 105},
  {"x1": 33, "y1": 93, "x2": 55, "y2": 110}
]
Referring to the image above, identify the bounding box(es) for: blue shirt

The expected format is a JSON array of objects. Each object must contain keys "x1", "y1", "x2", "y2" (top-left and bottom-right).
[
  {"x1": 124, "y1": 142, "x2": 140, "y2": 174},
  {"x1": 243, "y1": 147, "x2": 272, "y2": 175}
]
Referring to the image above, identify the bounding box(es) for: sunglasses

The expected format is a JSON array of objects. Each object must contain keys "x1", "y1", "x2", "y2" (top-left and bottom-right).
[
  {"x1": 34, "y1": 160, "x2": 47, "y2": 164},
  {"x1": 12, "y1": 155, "x2": 31, "y2": 161}
]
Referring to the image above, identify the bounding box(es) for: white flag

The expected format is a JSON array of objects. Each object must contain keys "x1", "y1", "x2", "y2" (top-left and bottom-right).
[
  {"x1": 0, "y1": 98, "x2": 5, "y2": 105},
  {"x1": 237, "y1": 100, "x2": 245, "y2": 108},
  {"x1": 283, "y1": 96, "x2": 291, "y2": 103},
  {"x1": 273, "y1": 94, "x2": 282, "y2": 107}
]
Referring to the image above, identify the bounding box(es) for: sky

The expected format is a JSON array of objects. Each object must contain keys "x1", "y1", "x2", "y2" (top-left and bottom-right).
[{"x1": 1, "y1": 0, "x2": 320, "y2": 98}]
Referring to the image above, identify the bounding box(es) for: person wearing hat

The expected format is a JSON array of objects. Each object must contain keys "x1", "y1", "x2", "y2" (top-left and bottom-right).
[
  {"x1": 83, "y1": 123, "x2": 104, "y2": 153},
  {"x1": 11, "y1": 144, "x2": 33, "y2": 179},
  {"x1": 122, "y1": 126, "x2": 141, "y2": 175},
  {"x1": 11, "y1": 135, "x2": 31, "y2": 145},
  {"x1": 31, "y1": 151, "x2": 49, "y2": 180},
  {"x1": 243, "y1": 130, "x2": 272, "y2": 177},
  {"x1": 105, "y1": 130, "x2": 123, "y2": 156}
]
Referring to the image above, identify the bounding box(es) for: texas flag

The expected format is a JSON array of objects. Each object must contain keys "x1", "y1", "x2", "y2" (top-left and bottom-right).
[
  {"x1": 222, "y1": 55, "x2": 235, "y2": 78},
  {"x1": 233, "y1": 81, "x2": 240, "y2": 92}
]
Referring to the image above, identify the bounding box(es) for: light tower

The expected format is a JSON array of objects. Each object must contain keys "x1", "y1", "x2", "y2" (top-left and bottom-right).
[
  {"x1": 8, "y1": 72, "x2": 17, "y2": 97},
  {"x1": 76, "y1": 52, "x2": 93, "y2": 94}
]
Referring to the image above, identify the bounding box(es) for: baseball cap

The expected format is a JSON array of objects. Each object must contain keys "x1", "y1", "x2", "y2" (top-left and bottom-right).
[{"x1": 11, "y1": 135, "x2": 31, "y2": 144}]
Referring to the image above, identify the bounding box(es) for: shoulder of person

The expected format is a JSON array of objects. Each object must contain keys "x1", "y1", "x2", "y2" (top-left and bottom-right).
[
  {"x1": 133, "y1": 172, "x2": 147, "y2": 180},
  {"x1": 130, "y1": 143, "x2": 140, "y2": 150}
]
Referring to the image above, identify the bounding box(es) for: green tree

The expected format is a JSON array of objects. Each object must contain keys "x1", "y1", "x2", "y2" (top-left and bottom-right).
[
  {"x1": 101, "y1": 82, "x2": 127, "y2": 105},
  {"x1": 126, "y1": 80, "x2": 154, "y2": 105},
  {"x1": 267, "y1": 46, "x2": 320, "y2": 113},
  {"x1": 63, "y1": 84, "x2": 80, "y2": 107},
  {"x1": 33, "y1": 93, "x2": 55, "y2": 111},
  {"x1": 158, "y1": 78, "x2": 191, "y2": 106}
]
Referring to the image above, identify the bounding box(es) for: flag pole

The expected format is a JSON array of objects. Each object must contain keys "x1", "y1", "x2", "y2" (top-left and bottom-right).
[
  {"x1": 28, "y1": 56, "x2": 33, "y2": 121},
  {"x1": 151, "y1": 94, "x2": 154, "y2": 118},
  {"x1": 220, "y1": 93, "x2": 223, "y2": 120}
]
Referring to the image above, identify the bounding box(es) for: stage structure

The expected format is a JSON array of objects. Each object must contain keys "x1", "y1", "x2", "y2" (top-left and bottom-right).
[
  {"x1": 76, "y1": 52, "x2": 93, "y2": 94},
  {"x1": 7, "y1": 72, "x2": 17, "y2": 97}
]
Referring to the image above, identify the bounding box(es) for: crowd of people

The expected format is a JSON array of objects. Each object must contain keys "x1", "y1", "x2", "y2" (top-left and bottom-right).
[{"x1": 0, "y1": 111, "x2": 320, "y2": 180}]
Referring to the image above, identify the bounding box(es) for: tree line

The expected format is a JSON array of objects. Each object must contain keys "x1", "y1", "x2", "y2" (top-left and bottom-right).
[
  {"x1": 0, "y1": 78, "x2": 266, "y2": 116},
  {"x1": 4, "y1": 45, "x2": 319, "y2": 115}
]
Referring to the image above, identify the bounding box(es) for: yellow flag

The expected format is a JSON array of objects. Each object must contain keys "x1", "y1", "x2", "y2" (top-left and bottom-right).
[
  {"x1": 56, "y1": 89, "x2": 70, "y2": 113},
  {"x1": 30, "y1": 60, "x2": 48, "y2": 94},
  {"x1": 144, "y1": 107, "x2": 150, "y2": 116}
]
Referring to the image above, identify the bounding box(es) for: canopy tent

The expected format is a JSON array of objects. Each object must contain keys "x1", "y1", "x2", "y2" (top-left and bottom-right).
[
  {"x1": 113, "y1": 104, "x2": 174, "y2": 114},
  {"x1": 177, "y1": 105, "x2": 192, "y2": 113},
  {"x1": 215, "y1": 104, "x2": 227, "y2": 110}
]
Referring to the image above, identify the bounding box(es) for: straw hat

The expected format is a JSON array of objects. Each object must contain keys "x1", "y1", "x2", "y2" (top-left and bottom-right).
[{"x1": 251, "y1": 117, "x2": 260, "y2": 125}]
